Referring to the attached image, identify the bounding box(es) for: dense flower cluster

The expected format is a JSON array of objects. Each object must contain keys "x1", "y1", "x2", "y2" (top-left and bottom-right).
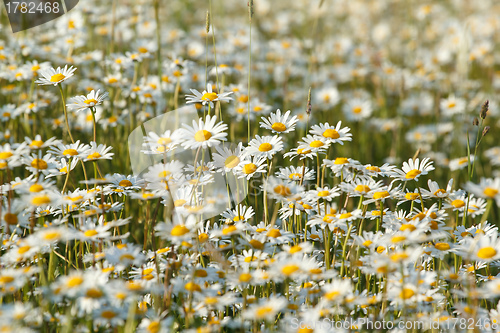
[{"x1": 1, "y1": 0, "x2": 500, "y2": 332}]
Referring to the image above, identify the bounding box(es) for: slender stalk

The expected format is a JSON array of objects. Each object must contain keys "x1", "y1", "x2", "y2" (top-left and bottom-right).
[{"x1": 59, "y1": 85, "x2": 75, "y2": 143}]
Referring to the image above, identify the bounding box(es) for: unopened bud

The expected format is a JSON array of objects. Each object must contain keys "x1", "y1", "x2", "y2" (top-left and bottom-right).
[
  {"x1": 482, "y1": 126, "x2": 490, "y2": 136},
  {"x1": 480, "y1": 100, "x2": 489, "y2": 119},
  {"x1": 206, "y1": 11, "x2": 210, "y2": 33},
  {"x1": 472, "y1": 117, "x2": 479, "y2": 126},
  {"x1": 306, "y1": 87, "x2": 312, "y2": 115}
]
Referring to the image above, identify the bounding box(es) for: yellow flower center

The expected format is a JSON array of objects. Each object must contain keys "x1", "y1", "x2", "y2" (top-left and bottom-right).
[
  {"x1": 84, "y1": 99, "x2": 98, "y2": 105},
  {"x1": 84, "y1": 230, "x2": 98, "y2": 237},
  {"x1": 201, "y1": 92, "x2": 218, "y2": 101},
  {"x1": 120, "y1": 254, "x2": 135, "y2": 261},
  {"x1": 267, "y1": 228, "x2": 282, "y2": 238},
  {"x1": 0, "y1": 276, "x2": 15, "y2": 284},
  {"x1": 119, "y1": 180, "x2": 133, "y2": 187},
  {"x1": 309, "y1": 140, "x2": 324, "y2": 148},
  {"x1": 18, "y1": 246, "x2": 30, "y2": 254},
  {"x1": 334, "y1": 157, "x2": 348, "y2": 164},
  {"x1": 352, "y1": 106, "x2": 362, "y2": 114},
  {"x1": 148, "y1": 322, "x2": 160, "y2": 333},
  {"x1": 32, "y1": 195, "x2": 51, "y2": 205},
  {"x1": 477, "y1": 247, "x2": 497, "y2": 259},
  {"x1": 67, "y1": 276, "x2": 84, "y2": 288},
  {"x1": 451, "y1": 199, "x2": 465, "y2": 208},
  {"x1": 50, "y1": 73, "x2": 66, "y2": 82},
  {"x1": 30, "y1": 184, "x2": 44, "y2": 192},
  {"x1": 484, "y1": 187, "x2": 498, "y2": 198},
  {"x1": 390, "y1": 253, "x2": 409, "y2": 262},
  {"x1": 290, "y1": 245, "x2": 302, "y2": 253},
  {"x1": 222, "y1": 225, "x2": 237, "y2": 235},
  {"x1": 174, "y1": 199, "x2": 186, "y2": 207},
  {"x1": 194, "y1": 269, "x2": 208, "y2": 277},
  {"x1": 0, "y1": 152, "x2": 13, "y2": 159},
  {"x1": 400, "y1": 288, "x2": 415, "y2": 299},
  {"x1": 243, "y1": 163, "x2": 257, "y2": 174},
  {"x1": 256, "y1": 306, "x2": 273, "y2": 318},
  {"x1": 405, "y1": 169, "x2": 421, "y2": 179},
  {"x1": 171, "y1": 225, "x2": 189, "y2": 236},
  {"x1": 157, "y1": 137, "x2": 172, "y2": 146},
  {"x1": 405, "y1": 193, "x2": 420, "y2": 200},
  {"x1": 258, "y1": 143, "x2": 273, "y2": 152},
  {"x1": 244, "y1": 256, "x2": 256, "y2": 263},
  {"x1": 366, "y1": 166, "x2": 381, "y2": 172},
  {"x1": 391, "y1": 235, "x2": 406, "y2": 243},
  {"x1": 224, "y1": 155, "x2": 240, "y2": 168},
  {"x1": 30, "y1": 159, "x2": 48, "y2": 169},
  {"x1": 282, "y1": 264, "x2": 300, "y2": 276},
  {"x1": 87, "y1": 152, "x2": 102, "y2": 160},
  {"x1": 373, "y1": 191, "x2": 390, "y2": 199},
  {"x1": 317, "y1": 190, "x2": 330, "y2": 197},
  {"x1": 323, "y1": 129, "x2": 340, "y2": 139},
  {"x1": 271, "y1": 122, "x2": 287, "y2": 132},
  {"x1": 86, "y1": 288, "x2": 103, "y2": 298},
  {"x1": 250, "y1": 239, "x2": 264, "y2": 250},
  {"x1": 31, "y1": 140, "x2": 46, "y2": 148},
  {"x1": 354, "y1": 185, "x2": 370, "y2": 193},
  {"x1": 63, "y1": 149, "x2": 79, "y2": 156},
  {"x1": 101, "y1": 310, "x2": 116, "y2": 319},
  {"x1": 325, "y1": 291, "x2": 340, "y2": 300},
  {"x1": 194, "y1": 130, "x2": 212, "y2": 142},
  {"x1": 339, "y1": 212, "x2": 352, "y2": 219},
  {"x1": 4, "y1": 213, "x2": 18, "y2": 225},
  {"x1": 400, "y1": 224, "x2": 416, "y2": 232},
  {"x1": 239, "y1": 273, "x2": 252, "y2": 282},
  {"x1": 435, "y1": 243, "x2": 450, "y2": 251},
  {"x1": 434, "y1": 189, "x2": 446, "y2": 196},
  {"x1": 274, "y1": 185, "x2": 291, "y2": 197},
  {"x1": 362, "y1": 240, "x2": 373, "y2": 247}
]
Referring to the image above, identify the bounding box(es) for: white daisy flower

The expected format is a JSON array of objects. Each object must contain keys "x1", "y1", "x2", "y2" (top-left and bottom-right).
[
  {"x1": 390, "y1": 157, "x2": 435, "y2": 181},
  {"x1": 244, "y1": 135, "x2": 283, "y2": 159},
  {"x1": 212, "y1": 142, "x2": 244, "y2": 173},
  {"x1": 83, "y1": 142, "x2": 114, "y2": 162},
  {"x1": 234, "y1": 156, "x2": 267, "y2": 179},
  {"x1": 342, "y1": 98, "x2": 373, "y2": 121},
  {"x1": 180, "y1": 115, "x2": 228, "y2": 150},
  {"x1": 35, "y1": 65, "x2": 77, "y2": 86},
  {"x1": 309, "y1": 121, "x2": 352, "y2": 145},
  {"x1": 259, "y1": 109, "x2": 298, "y2": 134},
  {"x1": 275, "y1": 166, "x2": 315, "y2": 182},
  {"x1": 185, "y1": 83, "x2": 233, "y2": 108},
  {"x1": 297, "y1": 135, "x2": 329, "y2": 154},
  {"x1": 66, "y1": 89, "x2": 109, "y2": 112}
]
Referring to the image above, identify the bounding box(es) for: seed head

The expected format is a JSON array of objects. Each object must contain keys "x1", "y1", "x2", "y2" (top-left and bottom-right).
[
  {"x1": 248, "y1": 0, "x2": 254, "y2": 20},
  {"x1": 206, "y1": 11, "x2": 210, "y2": 33},
  {"x1": 480, "y1": 100, "x2": 489, "y2": 119},
  {"x1": 472, "y1": 117, "x2": 479, "y2": 126},
  {"x1": 482, "y1": 126, "x2": 490, "y2": 137}
]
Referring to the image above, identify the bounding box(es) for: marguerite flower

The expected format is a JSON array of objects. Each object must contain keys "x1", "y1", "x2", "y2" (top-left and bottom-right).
[
  {"x1": 390, "y1": 157, "x2": 435, "y2": 181},
  {"x1": 84, "y1": 142, "x2": 114, "y2": 162},
  {"x1": 244, "y1": 135, "x2": 283, "y2": 159},
  {"x1": 66, "y1": 89, "x2": 109, "y2": 112},
  {"x1": 310, "y1": 121, "x2": 352, "y2": 145},
  {"x1": 185, "y1": 83, "x2": 233, "y2": 108},
  {"x1": 259, "y1": 109, "x2": 298, "y2": 134},
  {"x1": 35, "y1": 65, "x2": 77, "y2": 86},
  {"x1": 180, "y1": 115, "x2": 228, "y2": 149}
]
